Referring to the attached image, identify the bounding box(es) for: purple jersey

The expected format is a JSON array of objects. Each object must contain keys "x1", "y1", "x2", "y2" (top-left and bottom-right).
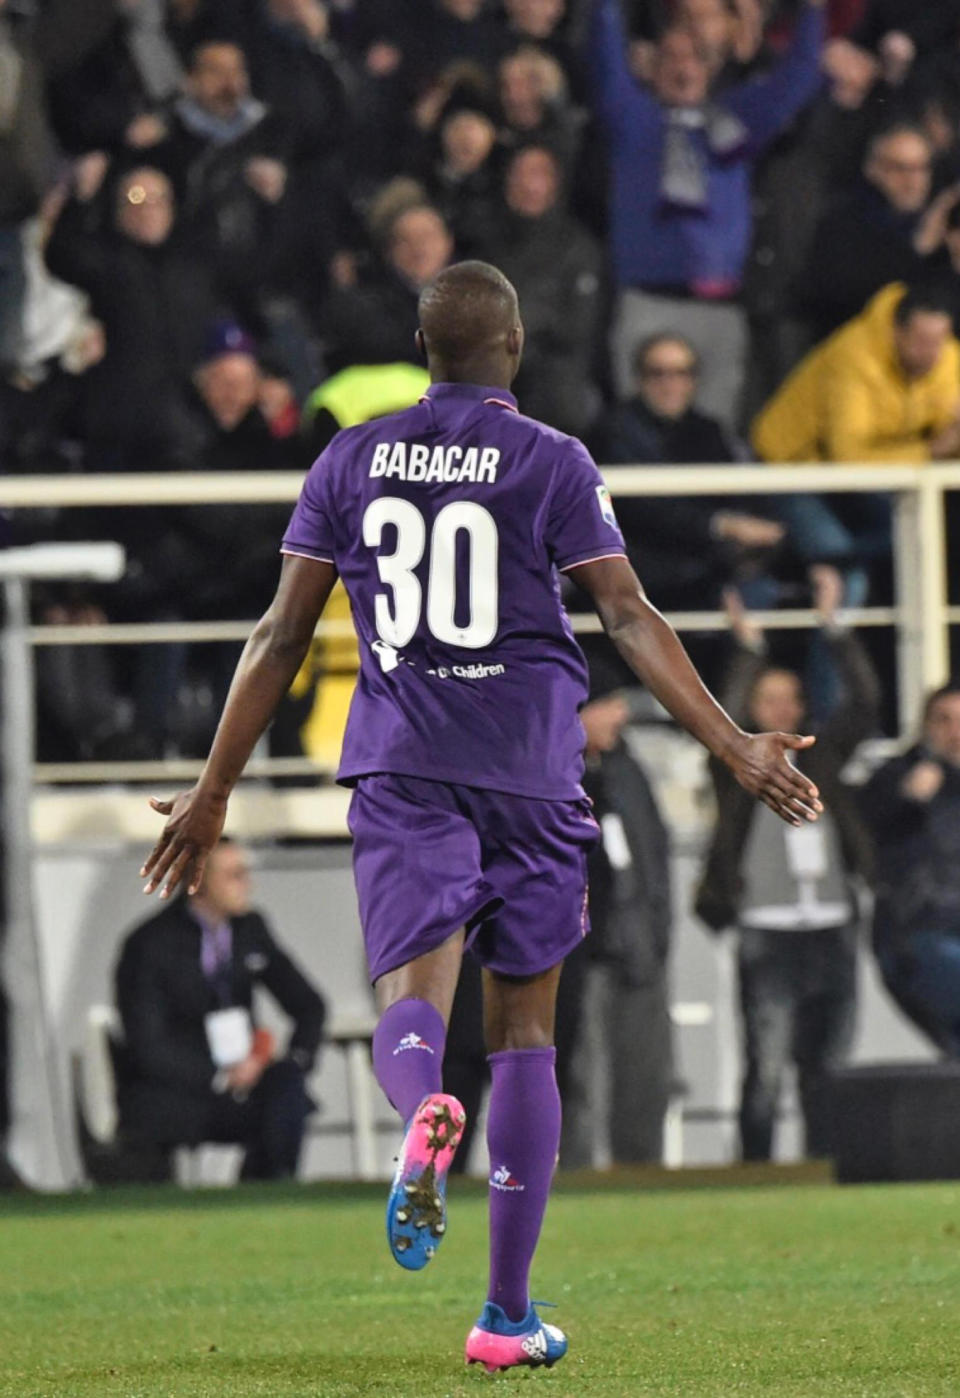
[{"x1": 281, "y1": 382, "x2": 626, "y2": 799}]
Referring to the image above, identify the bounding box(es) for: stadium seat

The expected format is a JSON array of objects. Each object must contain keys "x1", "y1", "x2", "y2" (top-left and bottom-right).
[
  {"x1": 78, "y1": 1005, "x2": 121, "y2": 1146},
  {"x1": 663, "y1": 1001, "x2": 715, "y2": 1167},
  {"x1": 74, "y1": 1005, "x2": 236, "y2": 1186},
  {"x1": 174, "y1": 1143, "x2": 242, "y2": 1188},
  {"x1": 71, "y1": 1006, "x2": 170, "y2": 1184}
]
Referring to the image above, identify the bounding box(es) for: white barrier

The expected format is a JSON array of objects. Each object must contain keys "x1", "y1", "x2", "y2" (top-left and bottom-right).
[{"x1": 7, "y1": 461, "x2": 957, "y2": 750}]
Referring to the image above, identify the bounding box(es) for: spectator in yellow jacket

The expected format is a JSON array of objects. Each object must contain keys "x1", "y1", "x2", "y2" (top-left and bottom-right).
[
  {"x1": 753, "y1": 282, "x2": 960, "y2": 465},
  {"x1": 751, "y1": 283, "x2": 960, "y2": 606}
]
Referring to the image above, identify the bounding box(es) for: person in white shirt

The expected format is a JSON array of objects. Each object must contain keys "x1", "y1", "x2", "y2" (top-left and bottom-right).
[{"x1": 696, "y1": 567, "x2": 879, "y2": 1160}]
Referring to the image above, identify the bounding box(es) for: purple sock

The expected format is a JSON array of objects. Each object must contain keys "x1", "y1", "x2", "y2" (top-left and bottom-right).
[
  {"x1": 486, "y1": 1047, "x2": 561, "y2": 1322},
  {"x1": 372, "y1": 998, "x2": 446, "y2": 1124}
]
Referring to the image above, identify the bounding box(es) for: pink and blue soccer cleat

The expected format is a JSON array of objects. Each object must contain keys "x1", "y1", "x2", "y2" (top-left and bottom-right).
[
  {"x1": 465, "y1": 1302, "x2": 568, "y2": 1373},
  {"x1": 386, "y1": 1093, "x2": 466, "y2": 1270}
]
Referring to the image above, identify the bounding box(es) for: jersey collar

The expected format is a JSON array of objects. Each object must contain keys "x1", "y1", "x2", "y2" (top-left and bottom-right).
[{"x1": 421, "y1": 382, "x2": 519, "y2": 413}]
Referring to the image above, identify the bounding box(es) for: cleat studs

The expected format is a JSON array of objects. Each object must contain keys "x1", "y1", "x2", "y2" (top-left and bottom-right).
[
  {"x1": 404, "y1": 1182, "x2": 416, "y2": 1195},
  {"x1": 395, "y1": 1209, "x2": 410, "y2": 1224},
  {"x1": 434, "y1": 1222, "x2": 445, "y2": 1234},
  {"x1": 395, "y1": 1237, "x2": 410, "y2": 1252}
]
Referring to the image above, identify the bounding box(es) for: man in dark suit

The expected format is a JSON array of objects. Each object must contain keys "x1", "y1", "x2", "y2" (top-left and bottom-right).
[{"x1": 114, "y1": 839, "x2": 326, "y2": 1180}]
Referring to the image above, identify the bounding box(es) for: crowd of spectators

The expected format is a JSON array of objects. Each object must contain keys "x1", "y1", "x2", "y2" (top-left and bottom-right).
[
  {"x1": 5, "y1": 0, "x2": 960, "y2": 1185},
  {"x1": 5, "y1": 0, "x2": 960, "y2": 755}
]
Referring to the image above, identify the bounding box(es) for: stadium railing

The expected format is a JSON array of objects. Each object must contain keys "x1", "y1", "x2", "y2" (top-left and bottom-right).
[{"x1": 2, "y1": 461, "x2": 956, "y2": 841}]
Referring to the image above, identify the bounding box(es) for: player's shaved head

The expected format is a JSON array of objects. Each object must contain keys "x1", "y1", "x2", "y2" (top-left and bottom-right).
[{"x1": 417, "y1": 261, "x2": 524, "y2": 388}]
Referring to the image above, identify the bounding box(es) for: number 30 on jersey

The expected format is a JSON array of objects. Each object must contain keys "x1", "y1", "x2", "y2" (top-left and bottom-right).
[{"x1": 362, "y1": 497, "x2": 499, "y2": 650}]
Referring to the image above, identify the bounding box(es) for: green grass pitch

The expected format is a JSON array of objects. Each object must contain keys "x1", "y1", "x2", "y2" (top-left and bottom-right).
[{"x1": 1, "y1": 1175, "x2": 959, "y2": 1397}]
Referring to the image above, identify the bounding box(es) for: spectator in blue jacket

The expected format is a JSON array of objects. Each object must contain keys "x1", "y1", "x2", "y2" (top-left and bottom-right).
[{"x1": 587, "y1": 0, "x2": 826, "y2": 426}]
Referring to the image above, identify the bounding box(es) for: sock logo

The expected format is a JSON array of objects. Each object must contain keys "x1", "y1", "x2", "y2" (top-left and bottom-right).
[
  {"x1": 392, "y1": 1032, "x2": 435, "y2": 1056},
  {"x1": 490, "y1": 1163, "x2": 525, "y2": 1192}
]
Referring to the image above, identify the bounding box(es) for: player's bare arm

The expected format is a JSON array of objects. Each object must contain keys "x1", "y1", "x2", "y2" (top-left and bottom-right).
[
  {"x1": 568, "y1": 555, "x2": 823, "y2": 827},
  {"x1": 141, "y1": 555, "x2": 338, "y2": 899}
]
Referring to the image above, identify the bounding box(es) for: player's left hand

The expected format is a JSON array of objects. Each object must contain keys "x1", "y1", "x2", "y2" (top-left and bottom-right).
[
  {"x1": 725, "y1": 731, "x2": 823, "y2": 826},
  {"x1": 140, "y1": 785, "x2": 228, "y2": 899}
]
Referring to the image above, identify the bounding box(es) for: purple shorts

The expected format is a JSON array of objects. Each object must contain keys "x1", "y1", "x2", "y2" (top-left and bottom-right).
[{"x1": 347, "y1": 773, "x2": 599, "y2": 983}]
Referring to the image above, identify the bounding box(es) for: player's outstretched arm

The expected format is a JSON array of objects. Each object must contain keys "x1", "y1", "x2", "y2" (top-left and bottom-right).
[
  {"x1": 567, "y1": 555, "x2": 823, "y2": 826},
  {"x1": 140, "y1": 556, "x2": 338, "y2": 899}
]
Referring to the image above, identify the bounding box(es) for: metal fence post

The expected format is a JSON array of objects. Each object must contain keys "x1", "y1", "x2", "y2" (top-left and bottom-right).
[
  {"x1": 894, "y1": 479, "x2": 950, "y2": 733},
  {"x1": 0, "y1": 545, "x2": 123, "y2": 1188},
  {"x1": 1, "y1": 577, "x2": 82, "y2": 1187}
]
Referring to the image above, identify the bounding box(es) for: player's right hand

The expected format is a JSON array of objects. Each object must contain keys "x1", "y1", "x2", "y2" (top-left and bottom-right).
[
  {"x1": 725, "y1": 732, "x2": 823, "y2": 826},
  {"x1": 140, "y1": 786, "x2": 228, "y2": 900}
]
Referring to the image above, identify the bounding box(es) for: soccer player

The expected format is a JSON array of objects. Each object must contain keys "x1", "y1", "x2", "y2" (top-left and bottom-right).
[{"x1": 140, "y1": 261, "x2": 822, "y2": 1373}]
